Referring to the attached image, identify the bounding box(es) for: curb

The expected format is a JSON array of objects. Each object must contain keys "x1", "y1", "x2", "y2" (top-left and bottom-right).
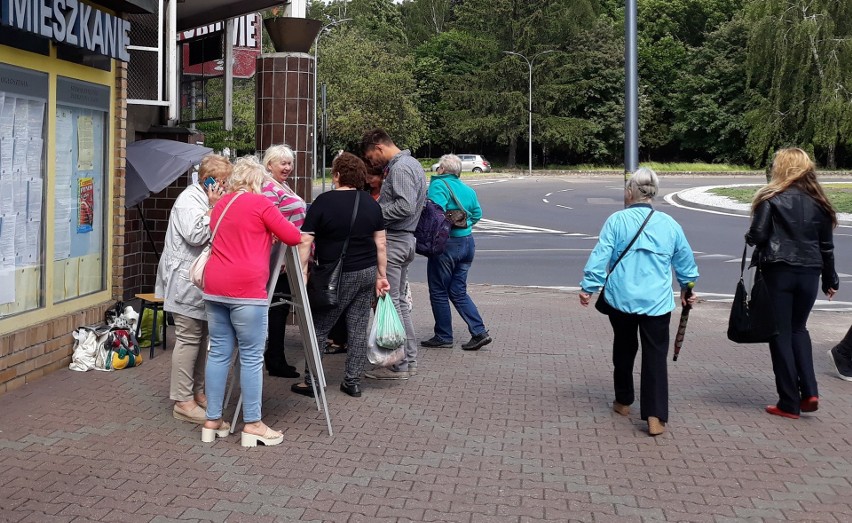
[{"x1": 671, "y1": 185, "x2": 852, "y2": 226}]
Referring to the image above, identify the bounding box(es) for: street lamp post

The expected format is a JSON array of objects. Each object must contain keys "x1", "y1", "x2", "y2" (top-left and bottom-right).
[
  {"x1": 504, "y1": 49, "x2": 556, "y2": 177},
  {"x1": 312, "y1": 18, "x2": 351, "y2": 192}
]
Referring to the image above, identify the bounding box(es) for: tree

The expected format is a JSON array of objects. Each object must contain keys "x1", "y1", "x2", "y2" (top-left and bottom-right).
[
  {"x1": 745, "y1": 0, "x2": 852, "y2": 167},
  {"x1": 447, "y1": 0, "x2": 600, "y2": 166},
  {"x1": 673, "y1": 16, "x2": 750, "y2": 164},
  {"x1": 400, "y1": 0, "x2": 453, "y2": 47},
  {"x1": 318, "y1": 28, "x2": 426, "y2": 152}
]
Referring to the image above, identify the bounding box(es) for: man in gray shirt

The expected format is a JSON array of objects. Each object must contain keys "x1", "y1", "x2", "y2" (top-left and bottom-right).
[{"x1": 361, "y1": 129, "x2": 427, "y2": 379}]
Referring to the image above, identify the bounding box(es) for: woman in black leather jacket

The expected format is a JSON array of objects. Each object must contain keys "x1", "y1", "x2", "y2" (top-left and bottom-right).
[{"x1": 746, "y1": 147, "x2": 839, "y2": 419}]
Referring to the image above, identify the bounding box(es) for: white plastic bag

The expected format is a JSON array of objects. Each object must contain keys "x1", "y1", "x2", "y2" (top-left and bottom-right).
[
  {"x1": 366, "y1": 314, "x2": 404, "y2": 367},
  {"x1": 69, "y1": 326, "x2": 111, "y2": 372}
]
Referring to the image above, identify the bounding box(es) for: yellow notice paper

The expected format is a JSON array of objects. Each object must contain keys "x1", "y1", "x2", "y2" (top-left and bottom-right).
[
  {"x1": 78, "y1": 254, "x2": 102, "y2": 295},
  {"x1": 76, "y1": 115, "x2": 94, "y2": 170},
  {"x1": 64, "y1": 257, "x2": 79, "y2": 298}
]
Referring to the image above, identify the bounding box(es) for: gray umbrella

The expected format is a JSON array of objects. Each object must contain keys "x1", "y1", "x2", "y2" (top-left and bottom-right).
[
  {"x1": 124, "y1": 139, "x2": 213, "y2": 260},
  {"x1": 124, "y1": 139, "x2": 213, "y2": 208}
]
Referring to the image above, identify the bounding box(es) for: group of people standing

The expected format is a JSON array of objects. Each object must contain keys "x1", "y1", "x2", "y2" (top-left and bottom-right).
[
  {"x1": 155, "y1": 128, "x2": 492, "y2": 447},
  {"x1": 580, "y1": 147, "x2": 842, "y2": 436}
]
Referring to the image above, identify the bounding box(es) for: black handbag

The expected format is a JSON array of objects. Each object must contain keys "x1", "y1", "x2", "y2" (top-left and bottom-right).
[
  {"x1": 595, "y1": 210, "x2": 655, "y2": 315},
  {"x1": 727, "y1": 244, "x2": 779, "y2": 343},
  {"x1": 307, "y1": 192, "x2": 360, "y2": 309},
  {"x1": 440, "y1": 180, "x2": 469, "y2": 228}
]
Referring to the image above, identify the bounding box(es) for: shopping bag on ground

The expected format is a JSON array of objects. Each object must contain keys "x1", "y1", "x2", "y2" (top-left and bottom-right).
[
  {"x1": 138, "y1": 308, "x2": 164, "y2": 348},
  {"x1": 375, "y1": 294, "x2": 406, "y2": 349},
  {"x1": 367, "y1": 314, "x2": 405, "y2": 367}
]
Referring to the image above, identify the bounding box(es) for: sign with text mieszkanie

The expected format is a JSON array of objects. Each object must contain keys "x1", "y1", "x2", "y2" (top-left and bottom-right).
[{"x1": 1, "y1": 0, "x2": 131, "y2": 61}]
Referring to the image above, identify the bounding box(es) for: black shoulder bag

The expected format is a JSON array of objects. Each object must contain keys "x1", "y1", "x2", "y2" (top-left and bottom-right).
[
  {"x1": 727, "y1": 243, "x2": 778, "y2": 343},
  {"x1": 307, "y1": 192, "x2": 360, "y2": 309},
  {"x1": 595, "y1": 210, "x2": 655, "y2": 315}
]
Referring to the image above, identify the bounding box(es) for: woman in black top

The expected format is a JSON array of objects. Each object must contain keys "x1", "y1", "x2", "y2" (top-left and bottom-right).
[
  {"x1": 293, "y1": 153, "x2": 390, "y2": 397},
  {"x1": 746, "y1": 147, "x2": 839, "y2": 419}
]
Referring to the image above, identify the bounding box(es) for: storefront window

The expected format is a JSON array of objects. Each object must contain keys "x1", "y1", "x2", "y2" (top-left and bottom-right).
[
  {"x1": 0, "y1": 64, "x2": 47, "y2": 318},
  {"x1": 53, "y1": 78, "x2": 110, "y2": 303}
]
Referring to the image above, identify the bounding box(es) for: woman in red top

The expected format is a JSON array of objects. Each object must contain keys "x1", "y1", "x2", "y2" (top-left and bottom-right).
[{"x1": 200, "y1": 156, "x2": 301, "y2": 448}]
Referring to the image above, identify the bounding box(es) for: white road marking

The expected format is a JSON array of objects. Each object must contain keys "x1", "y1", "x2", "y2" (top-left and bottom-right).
[
  {"x1": 555, "y1": 204, "x2": 573, "y2": 210},
  {"x1": 474, "y1": 219, "x2": 566, "y2": 234}
]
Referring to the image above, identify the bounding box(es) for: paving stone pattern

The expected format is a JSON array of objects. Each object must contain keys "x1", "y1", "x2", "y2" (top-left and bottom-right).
[{"x1": 1, "y1": 284, "x2": 850, "y2": 522}]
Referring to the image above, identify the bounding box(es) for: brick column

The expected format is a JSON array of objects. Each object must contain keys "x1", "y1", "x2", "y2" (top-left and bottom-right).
[
  {"x1": 113, "y1": 60, "x2": 127, "y2": 301},
  {"x1": 256, "y1": 52, "x2": 314, "y2": 203}
]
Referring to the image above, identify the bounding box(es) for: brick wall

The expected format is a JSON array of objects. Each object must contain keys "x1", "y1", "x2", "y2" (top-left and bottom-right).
[{"x1": 0, "y1": 63, "x2": 128, "y2": 393}]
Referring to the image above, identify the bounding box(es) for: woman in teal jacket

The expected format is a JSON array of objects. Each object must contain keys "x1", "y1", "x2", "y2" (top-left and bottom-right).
[
  {"x1": 421, "y1": 154, "x2": 492, "y2": 351},
  {"x1": 579, "y1": 167, "x2": 699, "y2": 436}
]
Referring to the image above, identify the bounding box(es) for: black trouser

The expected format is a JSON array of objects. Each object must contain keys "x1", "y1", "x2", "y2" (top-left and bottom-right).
[
  {"x1": 608, "y1": 310, "x2": 671, "y2": 422},
  {"x1": 265, "y1": 274, "x2": 292, "y2": 370},
  {"x1": 763, "y1": 265, "x2": 820, "y2": 414},
  {"x1": 833, "y1": 325, "x2": 852, "y2": 359}
]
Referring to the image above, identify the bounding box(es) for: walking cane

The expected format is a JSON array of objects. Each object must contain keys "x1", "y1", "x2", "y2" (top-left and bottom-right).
[{"x1": 672, "y1": 282, "x2": 695, "y2": 361}]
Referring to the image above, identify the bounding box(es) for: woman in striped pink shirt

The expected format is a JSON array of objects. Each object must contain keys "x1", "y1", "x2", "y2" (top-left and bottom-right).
[{"x1": 261, "y1": 144, "x2": 307, "y2": 378}]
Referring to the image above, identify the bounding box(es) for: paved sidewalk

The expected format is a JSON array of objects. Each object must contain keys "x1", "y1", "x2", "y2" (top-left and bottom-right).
[{"x1": 1, "y1": 283, "x2": 851, "y2": 522}]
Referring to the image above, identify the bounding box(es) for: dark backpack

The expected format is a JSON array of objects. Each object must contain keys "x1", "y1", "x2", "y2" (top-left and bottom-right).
[{"x1": 414, "y1": 199, "x2": 451, "y2": 257}]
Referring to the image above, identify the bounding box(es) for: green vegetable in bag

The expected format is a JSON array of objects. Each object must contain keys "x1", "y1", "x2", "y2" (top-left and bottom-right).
[{"x1": 375, "y1": 294, "x2": 406, "y2": 349}]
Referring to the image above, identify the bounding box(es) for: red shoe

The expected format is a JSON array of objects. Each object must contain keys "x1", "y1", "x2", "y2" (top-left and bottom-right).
[
  {"x1": 800, "y1": 396, "x2": 819, "y2": 413},
  {"x1": 765, "y1": 405, "x2": 799, "y2": 419}
]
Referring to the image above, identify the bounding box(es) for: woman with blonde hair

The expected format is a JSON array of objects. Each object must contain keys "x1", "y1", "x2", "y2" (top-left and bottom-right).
[
  {"x1": 201, "y1": 156, "x2": 302, "y2": 447},
  {"x1": 746, "y1": 147, "x2": 839, "y2": 419}
]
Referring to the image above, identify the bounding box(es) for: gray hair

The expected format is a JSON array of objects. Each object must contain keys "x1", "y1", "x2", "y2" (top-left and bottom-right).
[
  {"x1": 261, "y1": 144, "x2": 295, "y2": 170},
  {"x1": 626, "y1": 167, "x2": 659, "y2": 201},
  {"x1": 438, "y1": 154, "x2": 462, "y2": 176}
]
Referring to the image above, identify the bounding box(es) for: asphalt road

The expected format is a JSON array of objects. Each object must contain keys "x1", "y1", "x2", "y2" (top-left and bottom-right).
[{"x1": 409, "y1": 174, "x2": 852, "y2": 310}]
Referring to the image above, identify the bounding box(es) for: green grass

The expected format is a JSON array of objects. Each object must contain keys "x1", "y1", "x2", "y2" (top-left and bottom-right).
[
  {"x1": 710, "y1": 183, "x2": 852, "y2": 213},
  {"x1": 557, "y1": 162, "x2": 755, "y2": 172}
]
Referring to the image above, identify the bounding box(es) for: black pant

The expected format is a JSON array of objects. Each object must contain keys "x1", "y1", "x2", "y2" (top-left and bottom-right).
[
  {"x1": 763, "y1": 265, "x2": 820, "y2": 414},
  {"x1": 833, "y1": 325, "x2": 852, "y2": 359},
  {"x1": 266, "y1": 274, "x2": 292, "y2": 370},
  {"x1": 608, "y1": 310, "x2": 671, "y2": 422}
]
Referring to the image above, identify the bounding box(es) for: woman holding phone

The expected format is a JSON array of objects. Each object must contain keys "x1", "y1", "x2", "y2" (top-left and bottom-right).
[{"x1": 156, "y1": 154, "x2": 231, "y2": 424}]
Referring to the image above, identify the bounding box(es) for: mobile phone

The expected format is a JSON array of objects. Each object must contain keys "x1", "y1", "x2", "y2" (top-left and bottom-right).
[{"x1": 202, "y1": 177, "x2": 217, "y2": 190}]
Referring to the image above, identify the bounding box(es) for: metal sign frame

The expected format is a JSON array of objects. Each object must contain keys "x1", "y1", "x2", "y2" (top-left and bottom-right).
[{"x1": 226, "y1": 243, "x2": 333, "y2": 436}]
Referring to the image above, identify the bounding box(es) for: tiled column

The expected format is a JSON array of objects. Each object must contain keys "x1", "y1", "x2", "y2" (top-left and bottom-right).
[{"x1": 256, "y1": 52, "x2": 314, "y2": 203}]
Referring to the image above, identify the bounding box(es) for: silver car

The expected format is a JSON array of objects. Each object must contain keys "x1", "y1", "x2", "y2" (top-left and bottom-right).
[{"x1": 431, "y1": 154, "x2": 492, "y2": 173}]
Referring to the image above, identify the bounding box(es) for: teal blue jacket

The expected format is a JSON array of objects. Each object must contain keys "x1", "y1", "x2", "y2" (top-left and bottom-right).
[
  {"x1": 580, "y1": 204, "x2": 699, "y2": 316},
  {"x1": 427, "y1": 174, "x2": 483, "y2": 237}
]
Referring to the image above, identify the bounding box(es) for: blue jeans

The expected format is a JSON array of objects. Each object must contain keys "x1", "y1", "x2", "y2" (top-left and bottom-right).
[
  {"x1": 205, "y1": 300, "x2": 268, "y2": 423},
  {"x1": 426, "y1": 235, "x2": 486, "y2": 341}
]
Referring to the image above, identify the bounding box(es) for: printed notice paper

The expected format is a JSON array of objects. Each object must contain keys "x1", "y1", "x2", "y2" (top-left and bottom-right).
[
  {"x1": 0, "y1": 267, "x2": 15, "y2": 305},
  {"x1": 76, "y1": 115, "x2": 94, "y2": 170},
  {"x1": 77, "y1": 177, "x2": 94, "y2": 233}
]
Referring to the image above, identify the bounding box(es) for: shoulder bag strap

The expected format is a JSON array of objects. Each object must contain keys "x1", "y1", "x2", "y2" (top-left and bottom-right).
[
  {"x1": 739, "y1": 242, "x2": 748, "y2": 278},
  {"x1": 604, "y1": 209, "x2": 655, "y2": 281},
  {"x1": 338, "y1": 191, "x2": 361, "y2": 261},
  {"x1": 210, "y1": 192, "x2": 242, "y2": 242},
  {"x1": 440, "y1": 179, "x2": 466, "y2": 213}
]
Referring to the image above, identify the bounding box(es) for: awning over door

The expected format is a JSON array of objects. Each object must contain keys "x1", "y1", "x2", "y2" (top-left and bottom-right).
[{"x1": 177, "y1": 0, "x2": 284, "y2": 31}]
